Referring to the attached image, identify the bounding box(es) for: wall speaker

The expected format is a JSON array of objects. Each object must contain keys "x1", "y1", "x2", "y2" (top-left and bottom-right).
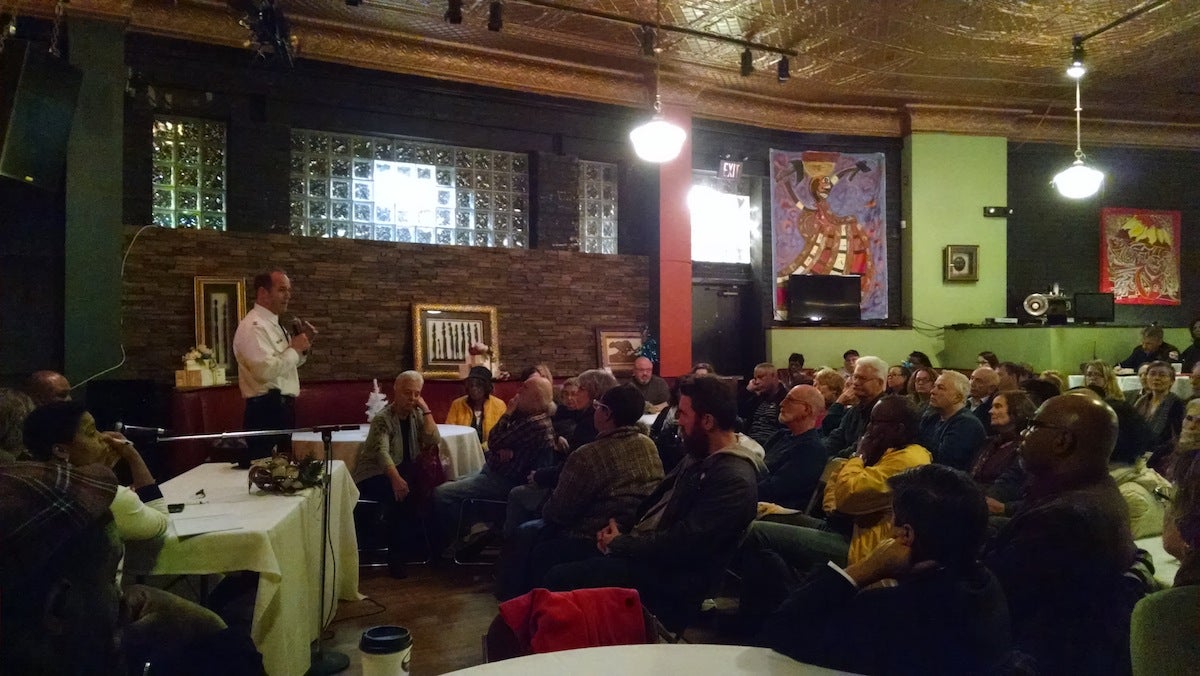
[{"x1": 0, "y1": 41, "x2": 82, "y2": 190}]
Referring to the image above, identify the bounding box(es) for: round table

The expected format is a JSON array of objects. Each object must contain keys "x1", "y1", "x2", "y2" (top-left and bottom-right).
[
  {"x1": 444, "y1": 644, "x2": 837, "y2": 675},
  {"x1": 1067, "y1": 374, "x2": 1193, "y2": 400},
  {"x1": 290, "y1": 423, "x2": 484, "y2": 480}
]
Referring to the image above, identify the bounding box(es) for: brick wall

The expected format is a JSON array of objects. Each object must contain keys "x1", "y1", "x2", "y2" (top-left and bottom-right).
[{"x1": 119, "y1": 227, "x2": 649, "y2": 382}]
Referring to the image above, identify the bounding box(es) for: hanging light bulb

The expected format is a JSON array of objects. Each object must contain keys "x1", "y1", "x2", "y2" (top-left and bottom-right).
[
  {"x1": 1066, "y1": 35, "x2": 1086, "y2": 79},
  {"x1": 630, "y1": 93, "x2": 686, "y2": 163},
  {"x1": 1052, "y1": 80, "x2": 1103, "y2": 199}
]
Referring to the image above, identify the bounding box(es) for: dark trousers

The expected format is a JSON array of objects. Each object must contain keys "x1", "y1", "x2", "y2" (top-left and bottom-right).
[
  {"x1": 355, "y1": 473, "x2": 428, "y2": 562},
  {"x1": 242, "y1": 390, "x2": 295, "y2": 466}
]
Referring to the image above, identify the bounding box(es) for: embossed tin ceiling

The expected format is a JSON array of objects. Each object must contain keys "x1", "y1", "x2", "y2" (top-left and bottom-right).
[{"x1": 266, "y1": 0, "x2": 1200, "y2": 124}]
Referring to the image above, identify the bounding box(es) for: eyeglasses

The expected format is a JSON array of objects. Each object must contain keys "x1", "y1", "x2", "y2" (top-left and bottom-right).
[
  {"x1": 1023, "y1": 419, "x2": 1071, "y2": 434},
  {"x1": 592, "y1": 400, "x2": 611, "y2": 414}
]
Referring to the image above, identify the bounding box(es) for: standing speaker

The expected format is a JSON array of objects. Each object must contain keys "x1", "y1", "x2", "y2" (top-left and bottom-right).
[{"x1": 0, "y1": 40, "x2": 82, "y2": 190}]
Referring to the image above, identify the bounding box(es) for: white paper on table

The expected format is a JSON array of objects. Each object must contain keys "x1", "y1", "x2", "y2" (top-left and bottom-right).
[{"x1": 172, "y1": 513, "x2": 242, "y2": 537}]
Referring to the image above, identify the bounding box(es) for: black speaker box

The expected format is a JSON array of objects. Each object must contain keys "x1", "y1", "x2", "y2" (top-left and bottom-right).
[{"x1": 0, "y1": 40, "x2": 82, "y2": 190}]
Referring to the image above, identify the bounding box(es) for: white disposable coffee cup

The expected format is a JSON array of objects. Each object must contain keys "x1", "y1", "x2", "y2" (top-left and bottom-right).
[{"x1": 360, "y1": 625, "x2": 412, "y2": 676}]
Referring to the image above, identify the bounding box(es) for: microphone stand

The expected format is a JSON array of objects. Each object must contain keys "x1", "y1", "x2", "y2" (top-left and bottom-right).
[{"x1": 156, "y1": 424, "x2": 359, "y2": 675}]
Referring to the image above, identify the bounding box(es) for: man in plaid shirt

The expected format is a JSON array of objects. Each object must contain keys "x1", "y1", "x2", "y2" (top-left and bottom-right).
[{"x1": 434, "y1": 374, "x2": 557, "y2": 554}]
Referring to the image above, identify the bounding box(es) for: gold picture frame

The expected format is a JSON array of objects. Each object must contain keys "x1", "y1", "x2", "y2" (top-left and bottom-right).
[
  {"x1": 412, "y1": 304, "x2": 499, "y2": 379},
  {"x1": 943, "y1": 245, "x2": 979, "y2": 282},
  {"x1": 193, "y1": 276, "x2": 247, "y2": 376},
  {"x1": 596, "y1": 328, "x2": 644, "y2": 376}
]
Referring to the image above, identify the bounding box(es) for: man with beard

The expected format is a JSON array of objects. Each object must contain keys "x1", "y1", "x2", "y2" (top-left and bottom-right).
[
  {"x1": 630, "y1": 357, "x2": 670, "y2": 414},
  {"x1": 542, "y1": 376, "x2": 762, "y2": 630},
  {"x1": 824, "y1": 356, "x2": 889, "y2": 458}
]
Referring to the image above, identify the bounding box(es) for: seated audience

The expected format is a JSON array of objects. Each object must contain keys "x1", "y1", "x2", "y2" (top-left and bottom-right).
[
  {"x1": 518, "y1": 363, "x2": 554, "y2": 382},
  {"x1": 630, "y1": 356, "x2": 669, "y2": 414},
  {"x1": 907, "y1": 350, "x2": 933, "y2": 369},
  {"x1": 977, "y1": 350, "x2": 1000, "y2": 369},
  {"x1": 1120, "y1": 324, "x2": 1180, "y2": 371},
  {"x1": 983, "y1": 391, "x2": 1142, "y2": 675},
  {"x1": 737, "y1": 396, "x2": 930, "y2": 630},
  {"x1": 1167, "y1": 398, "x2": 1200, "y2": 481},
  {"x1": 824, "y1": 356, "x2": 889, "y2": 458},
  {"x1": 1191, "y1": 361, "x2": 1200, "y2": 401},
  {"x1": 690, "y1": 362, "x2": 716, "y2": 376},
  {"x1": 353, "y1": 370, "x2": 442, "y2": 577},
  {"x1": 885, "y1": 364, "x2": 910, "y2": 396},
  {"x1": 542, "y1": 376, "x2": 761, "y2": 630},
  {"x1": 757, "y1": 465, "x2": 1011, "y2": 675},
  {"x1": 23, "y1": 401, "x2": 168, "y2": 542},
  {"x1": 1019, "y1": 377, "x2": 1060, "y2": 406},
  {"x1": 968, "y1": 366, "x2": 1000, "y2": 434},
  {"x1": 1083, "y1": 358, "x2": 1125, "y2": 400},
  {"x1": 1124, "y1": 362, "x2": 1152, "y2": 403},
  {"x1": 1180, "y1": 317, "x2": 1200, "y2": 374},
  {"x1": 550, "y1": 376, "x2": 591, "y2": 443},
  {"x1": 649, "y1": 377, "x2": 687, "y2": 474},
  {"x1": 0, "y1": 388, "x2": 34, "y2": 463},
  {"x1": 812, "y1": 368, "x2": 846, "y2": 436},
  {"x1": 784, "y1": 352, "x2": 811, "y2": 388},
  {"x1": 1107, "y1": 397, "x2": 1170, "y2": 538},
  {"x1": 445, "y1": 365, "x2": 506, "y2": 447},
  {"x1": 566, "y1": 369, "x2": 619, "y2": 450},
  {"x1": 25, "y1": 369, "x2": 72, "y2": 406},
  {"x1": 996, "y1": 361, "x2": 1032, "y2": 391},
  {"x1": 839, "y1": 349, "x2": 859, "y2": 380},
  {"x1": 757, "y1": 385, "x2": 829, "y2": 510},
  {"x1": 742, "y1": 362, "x2": 787, "y2": 447},
  {"x1": 1130, "y1": 467, "x2": 1200, "y2": 675},
  {"x1": 918, "y1": 371, "x2": 987, "y2": 470},
  {"x1": 907, "y1": 365, "x2": 936, "y2": 409},
  {"x1": 1039, "y1": 370, "x2": 1066, "y2": 394},
  {"x1": 434, "y1": 375, "x2": 556, "y2": 553},
  {"x1": 971, "y1": 390, "x2": 1036, "y2": 492},
  {"x1": 1135, "y1": 360, "x2": 1185, "y2": 471}
]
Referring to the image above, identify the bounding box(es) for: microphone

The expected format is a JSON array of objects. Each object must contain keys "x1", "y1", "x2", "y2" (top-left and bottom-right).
[
  {"x1": 292, "y1": 317, "x2": 304, "y2": 337},
  {"x1": 115, "y1": 422, "x2": 166, "y2": 435}
]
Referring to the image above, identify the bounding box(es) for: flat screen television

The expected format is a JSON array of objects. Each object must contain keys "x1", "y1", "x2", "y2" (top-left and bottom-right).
[
  {"x1": 1073, "y1": 292, "x2": 1115, "y2": 323},
  {"x1": 787, "y1": 274, "x2": 861, "y2": 324}
]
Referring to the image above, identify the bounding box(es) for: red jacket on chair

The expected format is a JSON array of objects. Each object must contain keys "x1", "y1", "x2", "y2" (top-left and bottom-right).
[{"x1": 497, "y1": 587, "x2": 650, "y2": 655}]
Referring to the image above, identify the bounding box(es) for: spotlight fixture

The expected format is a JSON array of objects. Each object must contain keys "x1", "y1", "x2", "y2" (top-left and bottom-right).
[
  {"x1": 445, "y1": 0, "x2": 462, "y2": 24},
  {"x1": 1066, "y1": 35, "x2": 1086, "y2": 79},
  {"x1": 776, "y1": 56, "x2": 790, "y2": 82},
  {"x1": 487, "y1": 1, "x2": 503, "y2": 32},
  {"x1": 740, "y1": 47, "x2": 753, "y2": 76},
  {"x1": 1052, "y1": 79, "x2": 1104, "y2": 199},
  {"x1": 638, "y1": 25, "x2": 656, "y2": 57}
]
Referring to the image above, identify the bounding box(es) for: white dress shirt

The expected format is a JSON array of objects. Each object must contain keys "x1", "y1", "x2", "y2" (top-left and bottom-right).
[{"x1": 233, "y1": 304, "x2": 306, "y2": 398}]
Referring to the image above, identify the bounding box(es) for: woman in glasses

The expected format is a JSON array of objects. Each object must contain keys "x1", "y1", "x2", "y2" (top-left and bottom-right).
[{"x1": 1134, "y1": 360, "x2": 1185, "y2": 472}]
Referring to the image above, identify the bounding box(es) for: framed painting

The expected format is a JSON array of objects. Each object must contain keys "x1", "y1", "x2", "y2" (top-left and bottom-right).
[
  {"x1": 596, "y1": 328, "x2": 644, "y2": 376},
  {"x1": 1100, "y1": 207, "x2": 1181, "y2": 305},
  {"x1": 943, "y1": 245, "x2": 979, "y2": 282},
  {"x1": 193, "y1": 276, "x2": 247, "y2": 376},
  {"x1": 412, "y1": 304, "x2": 499, "y2": 379}
]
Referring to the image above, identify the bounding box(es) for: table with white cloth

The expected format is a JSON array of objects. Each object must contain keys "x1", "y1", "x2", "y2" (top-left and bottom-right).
[
  {"x1": 125, "y1": 461, "x2": 361, "y2": 676},
  {"x1": 1067, "y1": 374, "x2": 1193, "y2": 400},
  {"x1": 1137, "y1": 535, "x2": 1181, "y2": 587},
  {"x1": 290, "y1": 423, "x2": 485, "y2": 479},
  {"x1": 445, "y1": 644, "x2": 841, "y2": 675}
]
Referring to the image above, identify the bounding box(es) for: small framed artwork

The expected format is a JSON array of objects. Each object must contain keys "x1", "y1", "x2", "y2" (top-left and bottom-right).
[
  {"x1": 943, "y1": 245, "x2": 979, "y2": 282},
  {"x1": 596, "y1": 328, "x2": 644, "y2": 376},
  {"x1": 412, "y1": 304, "x2": 499, "y2": 379},
  {"x1": 193, "y1": 277, "x2": 247, "y2": 377}
]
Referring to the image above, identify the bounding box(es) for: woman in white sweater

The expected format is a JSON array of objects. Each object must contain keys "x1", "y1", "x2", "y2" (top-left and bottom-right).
[{"x1": 22, "y1": 400, "x2": 168, "y2": 541}]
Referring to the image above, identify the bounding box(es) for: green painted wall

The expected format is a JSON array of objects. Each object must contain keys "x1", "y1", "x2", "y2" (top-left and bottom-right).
[
  {"x1": 906, "y1": 133, "x2": 1008, "y2": 327},
  {"x1": 65, "y1": 20, "x2": 125, "y2": 384},
  {"x1": 768, "y1": 327, "x2": 943, "y2": 371},
  {"x1": 943, "y1": 326, "x2": 1193, "y2": 373}
]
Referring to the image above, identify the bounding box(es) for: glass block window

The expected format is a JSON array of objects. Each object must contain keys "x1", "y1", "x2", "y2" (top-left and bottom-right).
[
  {"x1": 289, "y1": 129, "x2": 529, "y2": 247},
  {"x1": 151, "y1": 117, "x2": 227, "y2": 230},
  {"x1": 578, "y1": 160, "x2": 618, "y2": 254}
]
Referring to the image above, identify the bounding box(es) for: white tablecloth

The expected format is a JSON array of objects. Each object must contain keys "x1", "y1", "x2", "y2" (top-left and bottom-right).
[
  {"x1": 1067, "y1": 374, "x2": 1193, "y2": 400},
  {"x1": 291, "y1": 423, "x2": 485, "y2": 480},
  {"x1": 446, "y1": 644, "x2": 839, "y2": 675},
  {"x1": 1137, "y1": 535, "x2": 1180, "y2": 587},
  {"x1": 127, "y1": 462, "x2": 361, "y2": 676},
  {"x1": 638, "y1": 413, "x2": 660, "y2": 428}
]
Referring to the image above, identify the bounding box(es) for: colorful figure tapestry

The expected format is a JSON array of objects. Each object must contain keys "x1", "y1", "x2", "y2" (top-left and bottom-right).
[
  {"x1": 769, "y1": 150, "x2": 888, "y2": 320},
  {"x1": 1100, "y1": 207, "x2": 1181, "y2": 306}
]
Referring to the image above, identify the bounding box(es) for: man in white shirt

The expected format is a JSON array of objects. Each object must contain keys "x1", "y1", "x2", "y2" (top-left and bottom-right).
[{"x1": 233, "y1": 269, "x2": 314, "y2": 465}]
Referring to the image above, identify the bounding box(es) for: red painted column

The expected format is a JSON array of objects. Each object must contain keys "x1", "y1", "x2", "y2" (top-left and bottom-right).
[{"x1": 657, "y1": 104, "x2": 692, "y2": 377}]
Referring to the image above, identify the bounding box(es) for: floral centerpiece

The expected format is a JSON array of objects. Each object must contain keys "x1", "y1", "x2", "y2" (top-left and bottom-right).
[
  {"x1": 247, "y1": 452, "x2": 325, "y2": 494},
  {"x1": 176, "y1": 344, "x2": 226, "y2": 387}
]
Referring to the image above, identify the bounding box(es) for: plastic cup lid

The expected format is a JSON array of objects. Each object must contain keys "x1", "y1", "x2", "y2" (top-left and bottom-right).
[{"x1": 360, "y1": 625, "x2": 412, "y2": 654}]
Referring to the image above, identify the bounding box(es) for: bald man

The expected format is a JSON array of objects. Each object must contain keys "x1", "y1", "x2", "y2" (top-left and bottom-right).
[
  {"x1": 630, "y1": 357, "x2": 670, "y2": 413},
  {"x1": 983, "y1": 391, "x2": 1140, "y2": 675},
  {"x1": 968, "y1": 366, "x2": 1000, "y2": 434},
  {"x1": 433, "y1": 374, "x2": 557, "y2": 555},
  {"x1": 757, "y1": 385, "x2": 828, "y2": 509},
  {"x1": 26, "y1": 370, "x2": 71, "y2": 406}
]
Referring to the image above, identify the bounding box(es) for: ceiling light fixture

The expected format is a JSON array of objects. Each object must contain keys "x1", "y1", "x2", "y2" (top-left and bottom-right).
[
  {"x1": 740, "y1": 47, "x2": 753, "y2": 76},
  {"x1": 487, "y1": 1, "x2": 503, "y2": 32},
  {"x1": 445, "y1": 0, "x2": 463, "y2": 24},
  {"x1": 1066, "y1": 35, "x2": 1086, "y2": 79},
  {"x1": 629, "y1": 1, "x2": 685, "y2": 164},
  {"x1": 1052, "y1": 79, "x2": 1104, "y2": 199},
  {"x1": 776, "y1": 56, "x2": 790, "y2": 82}
]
